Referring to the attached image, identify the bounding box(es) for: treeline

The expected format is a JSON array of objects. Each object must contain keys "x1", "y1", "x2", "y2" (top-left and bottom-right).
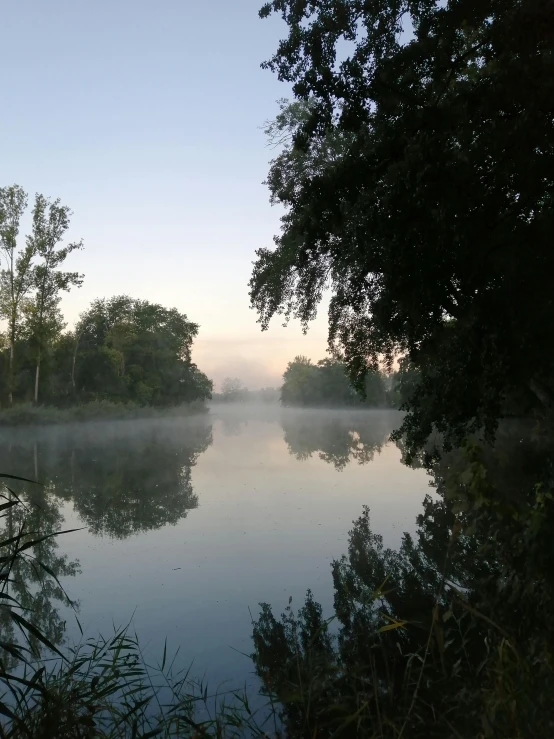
[
  {"x1": 0, "y1": 185, "x2": 212, "y2": 409},
  {"x1": 212, "y1": 359, "x2": 412, "y2": 409},
  {"x1": 211, "y1": 377, "x2": 279, "y2": 404},
  {"x1": 280, "y1": 356, "x2": 393, "y2": 408}
]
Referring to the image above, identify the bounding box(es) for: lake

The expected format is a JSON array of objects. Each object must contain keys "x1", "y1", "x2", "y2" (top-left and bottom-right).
[{"x1": 0, "y1": 407, "x2": 431, "y2": 697}]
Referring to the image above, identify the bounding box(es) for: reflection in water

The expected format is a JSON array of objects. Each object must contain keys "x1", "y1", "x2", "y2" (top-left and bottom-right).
[
  {"x1": 252, "y1": 422, "x2": 554, "y2": 737},
  {"x1": 0, "y1": 417, "x2": 213, "y2": 540},
  {"x1": 0, "y1": 416, "x2": 213, "y2": 666},
  {"x1": 0, "y1": 479, "x2": 80, "y2": 669},
  {"x1": 0, "y1": 409, "x2": 422, "y2": 687},
  {"x1": 281, "y1": 409, "x2": 397, "y2": 470}
]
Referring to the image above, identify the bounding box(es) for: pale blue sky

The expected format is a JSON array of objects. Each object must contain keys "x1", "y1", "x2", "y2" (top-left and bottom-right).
[{"x1": 1, "y1": 0, "x2": 329, "y2": 388}]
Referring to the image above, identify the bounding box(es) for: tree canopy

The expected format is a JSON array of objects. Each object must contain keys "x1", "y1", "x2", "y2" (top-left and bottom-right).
[
  {"x1": 281, "y1": 355, "x2": 388, "y2": 407},
  {"x1": 250, "y1": 0, "x2": 554, "y2": 457},
  {"x1": 73, "y1": 296, "x2": 213, "y2": 406}
]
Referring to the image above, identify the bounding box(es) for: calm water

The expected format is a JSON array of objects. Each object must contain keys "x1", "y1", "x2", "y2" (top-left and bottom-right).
[{"x1": 0, "y1": 407, "x2": 431, "y2": 693}]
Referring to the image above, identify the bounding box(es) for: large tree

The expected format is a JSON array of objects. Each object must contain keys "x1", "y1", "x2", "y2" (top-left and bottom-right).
[
  {"x1": 25, "y1": 194, "x2": 83, "y2": 404},
  {"x1": 73, "y1": 296, "x2": 213, "y2": 405},
  {"x1": 0, "y1": 186, "x2": 34, "y2": 406},
  {"x1": 0, "y1": 186, "x2": 83, "y2": 407},
  {"x1": 250, "y1": 0, "x2": 554, "y2": 458}
]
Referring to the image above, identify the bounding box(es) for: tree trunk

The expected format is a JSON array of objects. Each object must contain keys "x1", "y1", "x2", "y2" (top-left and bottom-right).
[
  {"x1": 8, "y1": 323, "x2": 14, "y2": 408},
  {"x1": 71, "y1": 333, "x2": 80, "y2": 394},
  {"x1": 34, "y1": 350, "x2": 41, "y2": 405}
]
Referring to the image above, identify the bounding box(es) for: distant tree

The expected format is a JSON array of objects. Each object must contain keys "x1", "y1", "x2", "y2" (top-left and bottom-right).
[
  {"x1": 221, "y1": 377, "x2": 248, "y2": 402},
  {"x1": 251, "y1": 0, "x2": 554, "y2": 458},
  {"x1": 280, "y1": 356, "x2": 318, "y2": 406},
  {"x1": 281, "y1": 356, "x2": 387, "y2": 408},
  {"x1": 258, "y1": 387, "x2": 280, "y2": 404}
]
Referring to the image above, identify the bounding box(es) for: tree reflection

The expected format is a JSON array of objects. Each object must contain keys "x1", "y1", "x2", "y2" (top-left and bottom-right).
[
  {"x1": 0, "y1": 475, "x2": 80, "y2": 670},
  {"x1": 0, "y1": 418, "x2": 212, "y2": 669},
  {"x1": 0, "y1": 418, "x2": 213, "y2": 539},
  {"x1": 281, "y1": 410, "x2": 397, "y2": 470},
  {"x1": 252, "y1": 424, "x2": 554, "y2": 737}
]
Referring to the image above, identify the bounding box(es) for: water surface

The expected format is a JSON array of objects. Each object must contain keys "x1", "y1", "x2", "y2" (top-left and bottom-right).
[{"x1": 0, "y1": 407, "x2": 431, "y2": 691}]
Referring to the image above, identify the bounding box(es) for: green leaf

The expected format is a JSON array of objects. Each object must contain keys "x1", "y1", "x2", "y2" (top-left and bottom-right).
[{"x1": 9, "y1": 610, "x2": 67, "y2": 660}]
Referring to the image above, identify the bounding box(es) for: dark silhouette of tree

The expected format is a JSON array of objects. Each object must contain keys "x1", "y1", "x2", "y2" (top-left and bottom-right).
[
  {"x1": 250, "y1": 0, "x2": 554, "y2": 458},
  {"x1": 252, "y1": 425, "x2": 554, "y2": 737}
]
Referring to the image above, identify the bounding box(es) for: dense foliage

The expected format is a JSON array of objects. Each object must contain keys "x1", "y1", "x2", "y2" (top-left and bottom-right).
[
  {"x1": 0, "y1": 185, "x2": 83, "y2": 406},
  {"x1": 72, "y1": 296, "x2": 212, "y2": 407},
  {"x1": 0, "y1": 185, "x2": 212, "y2": 411},
  {"x1": 281, "y1": 356, "x2": 388, "y2": 407},
  {"x1": 250, "y1": 0, "x2": 554, "y2": 456},
  {"x1": 252, "y1": 424, "x2": 554, "y2": 737},
  {"x1": 0, "y1": 294, "x2": 212, "y2": 409}
]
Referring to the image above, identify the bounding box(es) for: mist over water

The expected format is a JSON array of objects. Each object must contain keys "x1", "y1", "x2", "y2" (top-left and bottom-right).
[{"x1": 0, "y1": 407, "x2": 430, "y2": 693}]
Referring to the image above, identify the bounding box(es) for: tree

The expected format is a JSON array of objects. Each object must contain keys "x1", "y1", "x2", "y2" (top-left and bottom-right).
[
  {"x1": 281, "y1": 355, "x2": 387, "y2": 407},
  {"x1": 0, "y1": 185, "x2": 33, "y2": 406},
  {"x1": 250, "y1": 0, "x2": 554, "y2": 458},
  {"x1": 73, "y1": 296, "x2": 212, "y2": 406},
  {"x1": 25, "y1": 194, "x2": 83, "y2": 404},
  {"x1": 281, "y1": 356, "x2": 318, "y2": 406},
  {"x1": 221, "y1": 377, "x2": 248, "y2": 402},
  {"x1": 252, "y1": 425, "x2": 554, "y2": 737}
]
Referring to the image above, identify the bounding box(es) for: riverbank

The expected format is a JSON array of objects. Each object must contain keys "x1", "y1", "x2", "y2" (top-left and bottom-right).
[{"x1": 0, "y1": 399, "x2": 209, "y2": 426}]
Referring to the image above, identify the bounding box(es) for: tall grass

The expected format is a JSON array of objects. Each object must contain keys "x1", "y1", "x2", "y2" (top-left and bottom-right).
[
  {"x1": 0, "y1": 473, "x2": 271, "y2": 738},
  {"x1": 2, "y1": 446, "x2": 551, "y2": 738}
]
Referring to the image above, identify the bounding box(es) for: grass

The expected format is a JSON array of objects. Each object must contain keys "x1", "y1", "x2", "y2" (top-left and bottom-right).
[
  {"x1": 0, "y1": 400, "x2": 209, "y2": 427},
  {"x1": 1, "y1": 447, "x2": 552, "y2": 738},
  {"x1": 0, "y1": 473, "x2": 271, "y2": 738},
  {"x1": 3, "y1": 627, "x2": 266, "y2": 739}
]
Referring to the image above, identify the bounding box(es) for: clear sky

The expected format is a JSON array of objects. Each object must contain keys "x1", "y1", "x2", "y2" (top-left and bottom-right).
[{"x1": 1, "y1": 0, "x2": 329, "y2": 389}]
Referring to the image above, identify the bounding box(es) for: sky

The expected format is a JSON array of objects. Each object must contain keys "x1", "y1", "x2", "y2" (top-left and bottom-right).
[{"x1": 1, "y1": 0, "x2": 330, "y2": 390}]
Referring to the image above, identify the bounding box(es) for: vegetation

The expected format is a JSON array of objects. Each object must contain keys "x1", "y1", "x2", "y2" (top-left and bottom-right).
[
  {"x1": 0, "y1": 0, "x2": 552, "y2": 736},
  {"x1": 0, "y1": 186, "x2": 83, "y2": 407},
  {"x1": 0, "y1": 399, "x2": 209, "y2": 427},
  {"x1": 250, "y1": 0, "x2": 553, "y2": 459},
  {"x1": 0, "y1": 185, "x2": 213, "y2": 415},
  {"x1": 212, "y1": 377, "x2": 280, "y2": 404},
  {"x1": 281, "y1": 409, "x2": 394, "y2": 470},
  {"x1": 281, "y1": 356, "x2": 389, "y2": 408},
  {"x1": 251, "y1": 425, "x2": 554, "y2": 738},
  {"x1": 244, "y1": 0, "x2": 554, "y2": 735},
  {"x1": 0, "y1": 477, "x2": 255, "y2": 737},
  {"x1": 70, "y1": 296, "x2": 212, "y2": 407}
]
